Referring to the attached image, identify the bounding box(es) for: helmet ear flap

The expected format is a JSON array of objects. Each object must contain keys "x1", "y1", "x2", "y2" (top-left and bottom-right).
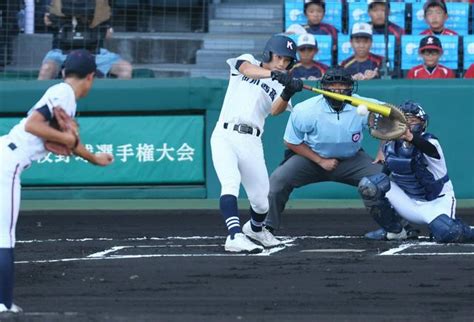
[{"x1": 262, "y1": 50, "x2": 272, "y2": 64}]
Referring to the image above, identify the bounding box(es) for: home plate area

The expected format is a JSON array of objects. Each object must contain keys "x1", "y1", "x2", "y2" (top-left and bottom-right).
[{"x1": 14, "y1": 235, "x2": 474, "y2": 264}]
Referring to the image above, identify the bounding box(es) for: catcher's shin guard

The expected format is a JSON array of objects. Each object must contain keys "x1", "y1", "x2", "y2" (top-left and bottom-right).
[
  {"x1": 359, "y1": 174, "x2": 403, "y2": 234},
  {"x1": 429, "y1": 214, "x2": 474, "y2": 243}
]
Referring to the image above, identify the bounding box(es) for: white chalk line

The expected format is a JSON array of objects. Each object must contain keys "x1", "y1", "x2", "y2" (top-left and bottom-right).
[
  {"x1": 15, "y1": 235, "x2": 365, "y2": 244},
  {"x1": 379, "y1": 241, "x2": 474, "y2": 256},
  {"x1": 14, "y1": 236, "x2": 474, "y2": 264}
]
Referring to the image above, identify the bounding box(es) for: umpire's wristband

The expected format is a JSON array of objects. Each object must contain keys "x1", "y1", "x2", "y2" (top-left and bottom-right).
[{"x1": 280, "y1": 87, "x2": 295, "y2": 102}]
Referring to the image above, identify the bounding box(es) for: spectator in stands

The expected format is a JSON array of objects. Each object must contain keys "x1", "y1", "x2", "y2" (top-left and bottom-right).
[
  {"x1": 302, "y1": 0, "x2": 338, "y2": 63},
  {"x1": 464, "y1": 63, "x2": 474, "y2": 78},
  {"x1": 290, "y1": 33, "x2": 328, "y2": 80},
  {"x1": 38, "y1": 0, "x2": 132, "y2": 80},
  {"x1": 421, "y1": 0, "x2": 458, "y2": 35},
  {"x1": 341, "y1": 22, "x2": 383, "y2": 81},
  {"x1": 367, "y1": 0, "x2": 404, "y2": 43},
  {"x1": 407, "y1": 36, "x2": 455, "y2": 79}
]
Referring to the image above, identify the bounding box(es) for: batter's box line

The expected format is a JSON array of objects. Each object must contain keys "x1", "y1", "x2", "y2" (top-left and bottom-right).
[
  {"x1": 14, "y1": 244, "x2": 287, "y2": 264},
  {"x1": 16, "y1": 235, "x2": 366, "y2": 244},
  {"x1": 379, "y1": 242, "x2": 474, "y2": 256}
]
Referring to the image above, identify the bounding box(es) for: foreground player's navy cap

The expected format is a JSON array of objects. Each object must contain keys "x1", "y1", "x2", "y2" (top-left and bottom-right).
[{"x1": 63, "y1": 49, "x2": 97, "y2": 77}]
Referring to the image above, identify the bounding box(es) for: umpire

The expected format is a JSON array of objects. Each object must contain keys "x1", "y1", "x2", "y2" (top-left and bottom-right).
[{"x1": 264, "y1": 66, "x2": 406, "y2": 238}]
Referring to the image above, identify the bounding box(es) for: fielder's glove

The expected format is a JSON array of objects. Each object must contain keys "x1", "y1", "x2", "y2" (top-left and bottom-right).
[
  {"x1": 44, "y1": 107, "x2": 80, "y2": 156},
  {"x1": 271, "y1": 70, "x2": 292, "y2": 86},
  {"x1": 280, "y1": 79, "x2": 304, "y2": 101},
  {"x1": 368, "y1": 105, "x2": 408, "y2": 140}
]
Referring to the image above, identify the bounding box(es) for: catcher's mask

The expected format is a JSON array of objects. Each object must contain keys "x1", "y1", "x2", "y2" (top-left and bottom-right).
[
  {"x1": 398, "y1": 100, "x2": 429, "y2": 134},
  {"x1": 319, "y1": 66, "x2": 357, "y2": 111}
]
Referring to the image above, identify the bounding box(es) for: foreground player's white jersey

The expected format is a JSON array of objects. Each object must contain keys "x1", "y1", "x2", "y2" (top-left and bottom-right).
[
  {"x1": 425, "y1": 137, "x2": 453, "y2": 195},
  {"x1": 218, "y1": 54, "x2": 290, "y2": 132},
  {"x1": 7, "y1": 83, "x2": 77, "y2": 161}
]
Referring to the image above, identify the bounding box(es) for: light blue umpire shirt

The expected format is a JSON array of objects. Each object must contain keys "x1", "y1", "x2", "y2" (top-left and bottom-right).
[{"x1": 284, "y1": 94, "x2": 381, "y2": 159}]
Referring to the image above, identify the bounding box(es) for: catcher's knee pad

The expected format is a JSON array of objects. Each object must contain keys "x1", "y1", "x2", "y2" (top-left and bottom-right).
[
  {"x1": 429, "y1": 214, "x2": 474, "y2": 243},
  {"x1": 359, "y1": 174, "x2": 401, "y2": 233},
  {"x1": 358, "y1": 173, "x2": 391, "y2": 201}
]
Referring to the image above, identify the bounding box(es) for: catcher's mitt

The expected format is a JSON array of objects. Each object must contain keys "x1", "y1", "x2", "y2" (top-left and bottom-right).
[
  {"x1": 368, "y1": 104, "x2": 408, "y2": 140},
  {"x1": 44, "y1": 107, "x2": 80, "y2": 156}
]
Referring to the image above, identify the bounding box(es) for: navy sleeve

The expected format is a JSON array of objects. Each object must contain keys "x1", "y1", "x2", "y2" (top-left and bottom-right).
[
  {"x1": 35, "y1": 105, "x2": 52, "y2": 121},
  {"x1": 411, "y1": 134, "x2": 441, "y2": 159}
]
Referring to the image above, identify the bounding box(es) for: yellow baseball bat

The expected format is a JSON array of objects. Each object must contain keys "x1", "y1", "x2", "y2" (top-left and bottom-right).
[{"x1": 303, "y1": 85, "x2": 392, "y2": 118}]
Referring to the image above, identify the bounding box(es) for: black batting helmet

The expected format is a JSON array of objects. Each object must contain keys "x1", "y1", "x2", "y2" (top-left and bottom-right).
[
  {"x1": 320, "y1": 66, "x2": 357, "y2": 111},
  {"x1": 262, "y1": 34, "x2": 297, "y2": 70}
]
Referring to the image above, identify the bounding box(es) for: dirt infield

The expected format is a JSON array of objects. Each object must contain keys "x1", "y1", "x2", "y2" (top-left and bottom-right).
[{"x1": 3, "y1": 210, "x2": 474, "y2": 321}]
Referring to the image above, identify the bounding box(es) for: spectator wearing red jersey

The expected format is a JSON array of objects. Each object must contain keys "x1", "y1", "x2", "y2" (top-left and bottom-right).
[
  {"x1": 290, "y1": 33, "x2": 329, "y2": 80},
  {"x1": 368, "y1": 0, "x2": 404, "y2": 43},
  {"x1": 341, "y1": 22, "x2": 383, "y2": 81},
  {"x1": 407, "y1": 36, "x2": 455, "y2": 79},
  {"x1": 464, "y1": 64, "x2": 474, "y2": 78},
  {"x1": 421, "y1": 0, "x2": 458, "y2": 36},
  {"x1": 302, "y1": 0, "x2": 338, "y2": 63}
]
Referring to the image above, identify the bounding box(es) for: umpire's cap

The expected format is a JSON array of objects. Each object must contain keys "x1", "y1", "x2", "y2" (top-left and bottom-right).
[
  {"x1": 64, "y1": 49, "x2": 97, "y2": 78},
  {"x1": 262, "y1": 34, "x2": 297, "y2": 69}
]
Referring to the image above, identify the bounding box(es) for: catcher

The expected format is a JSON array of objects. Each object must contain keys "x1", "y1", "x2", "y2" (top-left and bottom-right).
[
  {"x1": 0, "y1": 49, "x2": 113, "y2": 313},
  {"x1": 359, "y1": 101, "x2": 474, "y2": 243}
]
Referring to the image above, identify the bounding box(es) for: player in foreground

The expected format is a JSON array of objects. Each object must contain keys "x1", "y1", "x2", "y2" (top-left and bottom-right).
[
  {"x1": 0, "y1": 49, "x2": 113, "y2": 313},
  {"x1": 210, "y1": 34, "x2": 303, "y2": 253},
  {"x1": 358, "y1": 101, "x2": 474, "y2": 243}
]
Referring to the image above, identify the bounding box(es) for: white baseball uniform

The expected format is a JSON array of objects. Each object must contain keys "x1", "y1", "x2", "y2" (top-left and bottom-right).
[
  {"x1": 386, "y1": 138, "x2": 456, "y2": 225},
  {"x1": 210, "y1": 54, "x2": 291, "y2": 213},
  {"x1": 0, "y1": 82, "x2": 77, "y2": 248}
]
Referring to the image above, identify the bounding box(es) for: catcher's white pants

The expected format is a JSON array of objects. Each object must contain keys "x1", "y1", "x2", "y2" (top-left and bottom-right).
[
  {"x1": 0, "y1": 136, "x2": 31, "y2": 248},
  {"x1": 386, "y1": 181, "x2": 456, "y2": 225},
  {"x1": 210, "y1": 123, "x2": 269, "y2": 213}
]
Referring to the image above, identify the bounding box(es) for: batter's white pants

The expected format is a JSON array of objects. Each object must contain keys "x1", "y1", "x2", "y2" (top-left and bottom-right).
[
  {"x1": 386, "y1": 181, "x2": 456, "y2": 225},
  {"x1": 0, "y1": 136, "x2": 31, "y2": 248},
  {"x1": 210, "y1": 124, "x2": 269, "y2": 214}
]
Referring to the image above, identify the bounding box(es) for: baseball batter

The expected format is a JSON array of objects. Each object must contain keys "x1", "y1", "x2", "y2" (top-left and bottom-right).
[
  {"x1": 211, "y1": 34, "x2": 303, "y2": 253},
  {"x1": 359, "y1": 101, "x2": 474, "y2": 243},
  {"x1": 0, "y1": 50, "x2": 113, "y2": 313}
]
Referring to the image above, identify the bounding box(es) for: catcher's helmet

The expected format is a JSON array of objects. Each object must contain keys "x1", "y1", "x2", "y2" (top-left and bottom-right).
[
  {"x1": 319, "y1": 66, "x2": 357, "y2": 111},
  {"x1": 262, "y1": 34, "x2": 297, "y2": 70},
  {"x1": 398, "y1": 100, "x2": 429, "y2": 134}
]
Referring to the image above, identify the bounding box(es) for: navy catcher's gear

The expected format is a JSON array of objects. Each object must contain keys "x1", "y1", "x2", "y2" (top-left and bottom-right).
[
  {"x1": 429, "y1": 214, "x2": 474, "y2": 243},
  {"x1": 384, "y1": 133, "x2": 449, "y2": 201},
  {"x1": 262, "y1": 35, "x2": 297, "y2": 70},
  {"x1": 358, "y1": 174, "x2": 404, "y2": 233},
  {"x1": 398, "y1": 100, "x2": 429, "y2": 135},
  {"x1": 319, "y1": 66, "x2": 357, "y2": 111}
]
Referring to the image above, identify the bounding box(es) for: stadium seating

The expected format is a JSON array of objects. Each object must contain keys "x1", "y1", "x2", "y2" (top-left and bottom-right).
[
  {"x1": 337, "y1": 34, "x2": 396, "y2": 66},
  {"x1": 401, "y1": 35, "x2": 459, "y2": 72},
  {"x1": 411, "y1": 2, "x2": 470, "y2": 35},
  {"x1": 347, "y1": 2, "x2": 406, "y2": 32},
  {"x1": 463, "y1": 35, "x2": 474, "y2": 71},
  {"x1": 284, "y1": 0, "x2": 343, "y2": 32},
  {"x1": 288, "y1": 34, "x2": 332, "y2": 67}
]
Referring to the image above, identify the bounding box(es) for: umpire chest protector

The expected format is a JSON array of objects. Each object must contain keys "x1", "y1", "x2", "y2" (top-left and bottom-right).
[{"x1": 384, "y1": 133, "x2": 449, "y2": 201}]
